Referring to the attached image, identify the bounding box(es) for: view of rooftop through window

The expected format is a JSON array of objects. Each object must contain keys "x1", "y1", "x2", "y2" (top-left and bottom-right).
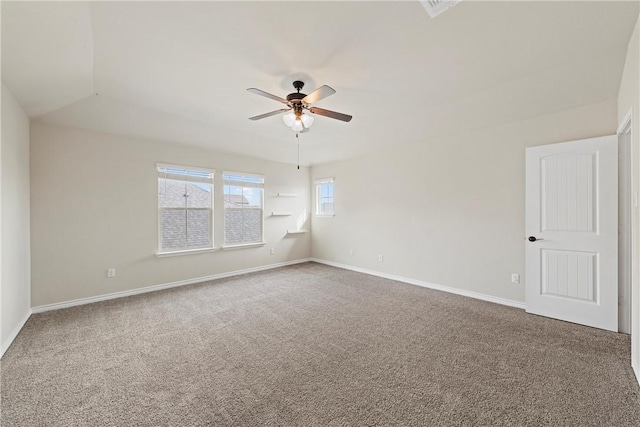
[
  {"x1": 158, "y1": 166, "x2": 213, "y2": 253},
  {"x1": 224, "y1": 172, "x2": 264, "y2": 246}
]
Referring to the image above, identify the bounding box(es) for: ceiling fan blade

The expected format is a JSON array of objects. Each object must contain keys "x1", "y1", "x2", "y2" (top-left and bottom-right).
[
  {"x1": 302, "y1": 85, "x2": 336, "y2": 104},
  {"x1": 309, "y1": 107, "x2": 352, "y2": 122},
  {"x1": 249, "y1": 108, "x2": 291, "y2": 121},
  {"x1": 247, "y1": 88, "x2": 289, "y2": 104}
]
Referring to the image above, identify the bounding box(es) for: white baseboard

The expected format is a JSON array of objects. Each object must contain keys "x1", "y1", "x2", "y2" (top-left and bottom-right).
[
  {"x1": 25, "y1": 257, "x2": 523, "y2": 348},
  {"x1": 1, "y1": 309, "x2": 32, "y2": 358},
  {"x1": 31, "y1": 258, "x2": 312, "y2": 314},
  {"x1": 310, "y1": 258, "x2": 526, "y2": 310}
]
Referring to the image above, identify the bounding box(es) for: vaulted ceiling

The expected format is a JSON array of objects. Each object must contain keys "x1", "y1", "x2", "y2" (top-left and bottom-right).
[{"x1": 2, "y1": 1, "x2": 638, "y2": 165}]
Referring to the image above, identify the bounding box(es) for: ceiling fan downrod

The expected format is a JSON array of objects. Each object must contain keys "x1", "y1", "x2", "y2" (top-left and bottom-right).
[{"x1": 292, "y1": 80, "x2": 304, "y2": 93}]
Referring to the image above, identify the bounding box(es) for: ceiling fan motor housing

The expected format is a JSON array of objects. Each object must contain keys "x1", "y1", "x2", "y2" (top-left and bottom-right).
[
  {"x1": 287, "y1": 80, "x2": 306, "y2": 103},
  {"x1": 286, "y1": 92, "x2": 306, "y2": 102}
]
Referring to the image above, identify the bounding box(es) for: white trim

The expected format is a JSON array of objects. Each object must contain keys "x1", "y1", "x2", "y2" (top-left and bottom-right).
[
  {"x1": 271, "y1": 212, "x2": 292, "y2": 216},
  {"x1": 157, "y1": 171, "x2": 214, "y2": 184},
  {"x1": 222, "y1": 242, "x2": 266, "y2": 250},
  {"x1": 157, "y1": 162, "x2": 216, "y2": 175},
  {"x1": 156, "y1": 247, "x2": 219, "y2": 257},
  {"x1": 31, "y1": 258, "x2": 312, "y2": 314},
  {"x1": 310, "y1": 258, "x2": 526, "y2": 309},
  {"x1": 314, "y1": 177, "x2": 334, "y2": 184},
  {"x1": 618, "y1": 108, "x2": 638, "y2": 383},
  {"x1": 28, "y1": 257, "x2": 524, "y2": 317},
  {"x1": 618, "y1": 125, "x2": 633, "y2": 333},
  {"x1": 21, "y1": 258, "x2": 524, "y2": 352},
  {"x1": 618, "y1": 108, "x2": 633, "y2": 134},
  {"x1": 223, "y1": 170, "x2": 264, "y2": 181},
  {"x1": 1, "y1": 309, "x2": 32, "y2": 358}
]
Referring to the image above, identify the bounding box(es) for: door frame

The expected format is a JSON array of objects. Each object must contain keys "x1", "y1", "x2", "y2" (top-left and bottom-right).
[
  {"x1": 618, "y1": 108, "x2": 637, "y2": 380},
  {"x1": 619, "y1": 115, "x2": 633, "y2": 334}
]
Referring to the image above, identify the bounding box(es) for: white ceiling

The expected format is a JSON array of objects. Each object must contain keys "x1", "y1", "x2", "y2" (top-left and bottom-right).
[{"x1": 2, "y1": 1, "x2": 638, "y2": 166}]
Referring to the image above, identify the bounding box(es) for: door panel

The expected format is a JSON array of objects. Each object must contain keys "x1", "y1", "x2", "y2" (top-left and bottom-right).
[
  {"x1": 541, "y1": 153, "x2": 595, "y2": 232},
  {"x1": 541, "y1": 249, "x2": 595, "y2": 301},
  {"x1": 526, "y1": 135, "x2": 617, "y2": 331}
]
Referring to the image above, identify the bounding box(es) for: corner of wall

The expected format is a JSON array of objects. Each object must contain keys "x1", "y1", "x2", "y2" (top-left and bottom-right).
[
  {"x1": 0, "y1": 309, "x2": 31, "y2": 357},
  {"x1": 1, "y1": 82, "x2": 32, "y2": 358}
]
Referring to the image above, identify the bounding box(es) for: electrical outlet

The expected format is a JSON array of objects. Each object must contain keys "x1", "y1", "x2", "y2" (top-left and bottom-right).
[
  {"x1": 349, "y1": 249, "x2": 354, "y2": 256},
  {"x1": 107, "y1": 268, "x2": 116, "y2": 278},
  {"x1": 511, "y1": 273, "x2": 520, "y2": 284},
  {"x1": 378, "y1": 255, "x2": 384, "y2": 262},
  {"x1": 270, "y1": 248, "x2": 275, "y2": 255}
]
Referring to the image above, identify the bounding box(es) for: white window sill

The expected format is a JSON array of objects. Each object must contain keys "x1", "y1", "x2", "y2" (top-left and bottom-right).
[
  {"x1": 315, "y1": 214, "x2": 335, "y2": 218},
  {"x1": 156, "y1": 247, "x2": 219, "y2": 258},
  {"x1": 222, "y1": 242, "x2": 266, "y2": 250},
  {"x1": 287, "y1": 230, "x2": 308, "y2": 234}
]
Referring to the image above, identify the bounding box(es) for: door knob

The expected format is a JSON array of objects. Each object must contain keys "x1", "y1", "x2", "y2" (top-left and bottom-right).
[{"x1": 528, "y1": 236, "x2": 543, "y2": 242}]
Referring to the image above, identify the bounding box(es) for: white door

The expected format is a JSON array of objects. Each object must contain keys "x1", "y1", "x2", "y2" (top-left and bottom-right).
[{"x1": 525, "y1": 135, "x2": 618, "y2": 331}]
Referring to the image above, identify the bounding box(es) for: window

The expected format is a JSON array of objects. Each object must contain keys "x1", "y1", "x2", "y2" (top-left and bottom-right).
[
  {"x1": 158, "y1": 164, "x2": 214, "y2": 253},
  {"x1": 315, "y1": 178, "x2": 334, "y2": 216},
  {"x1": 223, "y1": 172, "x2": 264, "y2": 246}
]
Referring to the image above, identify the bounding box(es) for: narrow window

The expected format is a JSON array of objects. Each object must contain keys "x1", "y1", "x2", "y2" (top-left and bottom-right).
[
  {"x1": 315, "y1": 178, "x2": 334, "y2": 216},
  {"x1": 158, "y1": 165, "x2": 214, "y2": 253},
  {"x1": 223, "y1": 172, "x2": 264, "y2": 246}
]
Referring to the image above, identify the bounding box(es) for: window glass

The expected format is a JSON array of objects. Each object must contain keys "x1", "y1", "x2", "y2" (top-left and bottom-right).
[
  {"x1": 223, "y1": 172, "x2": 264, "y2": 246},
  {"x1": 158, "y1": 166, "x2": 214, "y2": 253}
]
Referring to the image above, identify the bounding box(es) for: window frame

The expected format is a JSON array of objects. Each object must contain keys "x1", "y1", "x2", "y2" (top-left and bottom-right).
[
  {"x1": 315, "y1": 178, "x2": 335, "y2": 217},
  {"x1": 157, "y1": 163, "x2": 215, "y2": 256},
  {"x1": 222, "y1": 171, "x2": 265, "y2": 249}
]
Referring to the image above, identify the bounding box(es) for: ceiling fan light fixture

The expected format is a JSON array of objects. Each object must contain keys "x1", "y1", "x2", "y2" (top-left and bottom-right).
[
  {"x1": 248, "y1": 81, "x2": 352, "y2": 131},
  {"x1": 291, "y1": 119, "x2": 304, "y2": 132},
  {"x1": 282, "y1": 111, "x2": 296, "y2": 127},
  {"x1": 301, "y1": 113, "x2": 314, "y2": 128}
]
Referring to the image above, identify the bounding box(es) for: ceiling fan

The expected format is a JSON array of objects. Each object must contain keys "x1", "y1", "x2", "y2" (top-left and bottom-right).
[{"x1": 247, "y1": 81, "x2": 352, "y2": 132}]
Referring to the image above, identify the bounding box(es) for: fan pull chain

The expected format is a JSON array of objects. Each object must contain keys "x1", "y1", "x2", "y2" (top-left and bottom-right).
[{"x1": 297, "y1": 133, "x2": 300, "y2": 170}]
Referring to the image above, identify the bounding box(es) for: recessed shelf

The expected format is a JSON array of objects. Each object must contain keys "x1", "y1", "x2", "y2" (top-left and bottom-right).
[
  {"x1": 271, "y1": 212, "x2": 292, "y2": 216},
  {"x1": 277, "y1": 193, "x2": 298, "y2": 197},
  {"x1": 287, "y1": 230, "x2": 307, "y2": 234}
]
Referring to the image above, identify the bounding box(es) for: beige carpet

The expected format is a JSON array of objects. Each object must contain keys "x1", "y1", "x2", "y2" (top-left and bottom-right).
[{"x1": 2, "y1": 262, "x2": 639, "y2": 426}]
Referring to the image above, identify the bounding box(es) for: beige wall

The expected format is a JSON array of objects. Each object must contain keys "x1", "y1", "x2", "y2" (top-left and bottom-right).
[
  {"x1": 311, "y1": 99, "x2": 618, "y2": 304},
  {"x1": 619, "y1": 16, "x2": 639, "y2": 130},
  {"x1": 1, "y1": 83, "x2": 31, "y2": 353},
  {"x1": 30, "y1": 122, "x2": 311, "y2": 307},
  {"x1": 617, "y1": 14, "x2": 640, "y2": 378}
]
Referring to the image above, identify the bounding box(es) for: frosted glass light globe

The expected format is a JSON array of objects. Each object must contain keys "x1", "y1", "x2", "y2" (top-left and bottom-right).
[
  {"x1": 282, "y1": 111, "x2": 296, "y2": 127},
  {"x1": 301, "y1": 114, "x2": 314, "y2": 128},
  {"x1": 292, "y1": 119, "x2": 304, "y2": 132}
]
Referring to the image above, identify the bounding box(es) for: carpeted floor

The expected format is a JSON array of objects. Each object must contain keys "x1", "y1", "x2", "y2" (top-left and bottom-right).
[{"x1": 1, "y1": 262, "x2": 639, "y2": 426}]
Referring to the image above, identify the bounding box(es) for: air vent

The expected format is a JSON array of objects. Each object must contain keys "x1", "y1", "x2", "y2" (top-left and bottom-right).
[{"x1": 420, "y1": 0, "x2": 461, "y2": 18}]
